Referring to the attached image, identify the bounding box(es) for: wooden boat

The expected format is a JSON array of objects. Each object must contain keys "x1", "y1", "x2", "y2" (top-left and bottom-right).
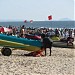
[{"x1": 0, "y1": 34, "x2": 42, "y2": 56}]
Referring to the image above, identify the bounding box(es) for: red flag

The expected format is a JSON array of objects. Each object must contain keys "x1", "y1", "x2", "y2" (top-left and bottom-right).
[
  {"x1": 48, "y1": 15, "x2": 52, "y2": 20},
  {"x1": 24, "y1": 20, "x2": 27, "y2": 23},
  {"x1": 30, "y1": 20, "x2": 33, "y2": 23}
]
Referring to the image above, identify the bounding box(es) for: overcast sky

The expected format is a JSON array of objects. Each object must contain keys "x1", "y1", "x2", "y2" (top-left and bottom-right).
[{"x1": 0, "y1": 0, "x2": 74, "y2": 21}]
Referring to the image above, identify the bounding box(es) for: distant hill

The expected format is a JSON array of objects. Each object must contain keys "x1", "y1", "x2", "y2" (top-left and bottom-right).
[{"x1": 59, "y1": 18, "x2": 73, "y2": 21}]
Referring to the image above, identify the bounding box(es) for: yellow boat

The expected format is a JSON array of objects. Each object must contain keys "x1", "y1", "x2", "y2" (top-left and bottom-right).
[{"x1": 0, "y1": 34, "x2": 42, "y2": 56}]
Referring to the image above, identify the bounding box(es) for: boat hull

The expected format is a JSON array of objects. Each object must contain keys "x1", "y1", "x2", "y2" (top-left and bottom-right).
[{"x1": 0, "y1": 34, "x2": 42, "y2": 51}]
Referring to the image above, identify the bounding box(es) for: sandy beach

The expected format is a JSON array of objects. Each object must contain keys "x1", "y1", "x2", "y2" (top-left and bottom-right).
[{"x1": 0, "y1": 47, "x2": 74, "y2": 75}]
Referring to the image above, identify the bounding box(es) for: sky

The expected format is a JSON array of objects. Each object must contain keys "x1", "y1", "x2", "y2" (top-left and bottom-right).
[{"x1": 0, "y1": 0, "x2": 74, "y2": 21}]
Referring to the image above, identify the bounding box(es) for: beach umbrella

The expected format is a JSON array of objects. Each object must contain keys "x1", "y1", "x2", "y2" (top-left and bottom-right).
[{"x1": 3, "y1": 27, "x2": 12, "y2": 32}]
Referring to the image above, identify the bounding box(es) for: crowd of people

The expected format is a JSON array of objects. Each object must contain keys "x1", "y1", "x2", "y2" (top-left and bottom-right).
[{"x1": 1, "y1": 25, "x2": 75, "y2": 38}]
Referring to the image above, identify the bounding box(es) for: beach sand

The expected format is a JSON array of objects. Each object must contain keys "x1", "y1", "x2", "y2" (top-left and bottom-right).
[{"x1": 0, "y1": 47, "x2": 74, "y2": 75}]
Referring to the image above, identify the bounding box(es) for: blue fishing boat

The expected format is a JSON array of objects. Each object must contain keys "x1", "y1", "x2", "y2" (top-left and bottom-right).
[{"x1": 0, "y1": 34, "x2": 42, "y2": 56}]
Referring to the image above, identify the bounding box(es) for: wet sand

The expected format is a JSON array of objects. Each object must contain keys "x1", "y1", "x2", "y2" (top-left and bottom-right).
[{"x1": 0, "y1": 47, "x2": 75, "y2": 75}]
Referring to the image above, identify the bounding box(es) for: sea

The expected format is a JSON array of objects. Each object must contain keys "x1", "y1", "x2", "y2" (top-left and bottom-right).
[{"x1": 0, "y1": 21, "x2": 75, "y2": 29}]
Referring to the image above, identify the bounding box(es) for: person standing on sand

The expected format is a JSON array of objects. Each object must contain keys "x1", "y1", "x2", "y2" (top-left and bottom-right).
[
  {"x1": 20, "y1": 25, "x2": 25, "y2": 38},
  {"x1": 41, "y1": 34, "x2": 53, "y2": 56}
]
